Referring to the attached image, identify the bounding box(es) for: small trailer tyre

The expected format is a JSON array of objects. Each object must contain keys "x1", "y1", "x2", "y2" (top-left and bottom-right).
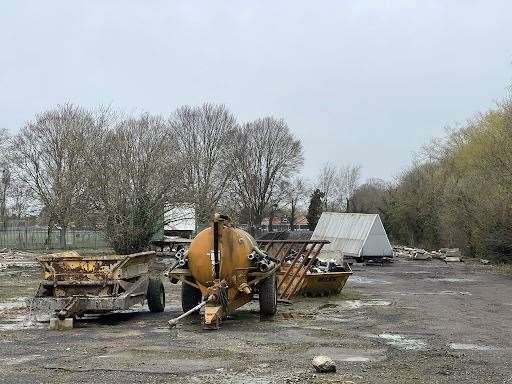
[
  {"x1": 147, "y1": 277, "x2": 165, "y2": 312},
  {"x1": 259, "y1": 275, "x2": 277, "y2": 316},
  {"x1": 181, "y1": 280, "x2": 202, "y2": 313}
]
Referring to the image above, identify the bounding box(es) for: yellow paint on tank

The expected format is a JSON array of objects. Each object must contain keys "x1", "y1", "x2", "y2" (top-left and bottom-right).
[{"x1": 188, "y1": 224, "x2": 255, "y2": 289}]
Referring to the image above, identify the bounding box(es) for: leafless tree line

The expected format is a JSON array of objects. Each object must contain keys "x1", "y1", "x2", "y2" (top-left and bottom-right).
[
  {"x1": 317, "y1": 162, "x2": 361, "y2": 212},
  {"x1": 4, "y1": 103, "x2": 308, "y2": 252}
]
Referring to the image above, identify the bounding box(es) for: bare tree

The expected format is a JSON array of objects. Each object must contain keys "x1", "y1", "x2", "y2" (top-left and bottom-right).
[
  {"x1": 232, "y1": 117, "x2": 304, "y2": 227},
  {"x1": 8, "y1": 181, "x2": 36, "y2": 220},
  {"x1": 317, "y1": 162, "x2": 361, "y2": 212},
  {"x1": 0, "y1": 129, "x2": 11, "y2": 228},
  {"x1": 317, "y1": 162, "x2": 340, "y2": 210},
  {"x1": 170, "y1": 103, "x2": 237, "y2": 224},
  {"x1": 284, "y1": 177, "x2": 308, "y2": 230},
  {"x1": 11, "y1": 104, "x2": 103, "y2": 247},
  {"x1": 91, "y1": 113, "x2": 183, "y2": 254}
]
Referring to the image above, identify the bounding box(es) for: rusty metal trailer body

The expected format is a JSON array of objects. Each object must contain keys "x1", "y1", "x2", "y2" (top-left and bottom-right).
[{"x1": 30, "y1": 251, "x2": 165, "y2": 329}]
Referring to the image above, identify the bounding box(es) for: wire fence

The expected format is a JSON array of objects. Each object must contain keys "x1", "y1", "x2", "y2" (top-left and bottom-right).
[{"x1": 0, "y1": 228, "x2": 108, "y2": 250}]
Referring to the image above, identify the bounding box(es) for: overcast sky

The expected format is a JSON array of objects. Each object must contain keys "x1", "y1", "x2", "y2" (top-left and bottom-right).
[{"x1": 1, "y1": 1, "x2": 511, "y2": 182}]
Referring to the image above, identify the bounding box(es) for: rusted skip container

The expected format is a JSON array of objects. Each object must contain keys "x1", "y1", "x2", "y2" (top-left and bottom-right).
[
  {"x1": 300, "y1": 266, "x2": 353, "y2": 297},
  {"x1": 257, "y1": 239, "x2": 353, "y2": 300},
  {"x1": 277, "y1": 263, "x2": 352, "y2": 298}
]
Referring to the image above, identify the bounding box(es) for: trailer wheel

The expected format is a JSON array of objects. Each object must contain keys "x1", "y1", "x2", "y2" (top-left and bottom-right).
[
  {"x1": 259, "y1": 275, "x2": 277, "y2": 316},
  {"x1": 181, "y1": 280, "x2": 202, "y2": 313},
  {"x1": 147, "y1": 278, "x2": 165, "y2": 312}
]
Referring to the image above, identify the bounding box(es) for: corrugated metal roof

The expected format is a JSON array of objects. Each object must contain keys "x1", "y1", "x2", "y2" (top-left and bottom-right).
[{"x1": 311, "y1": 212, "x2": 392, "y2": 259}]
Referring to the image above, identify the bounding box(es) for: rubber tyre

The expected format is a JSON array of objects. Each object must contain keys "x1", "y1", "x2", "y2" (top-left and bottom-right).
[
  {"x1": 147, "y1": 277, "x2": 165, "y2": 312},
  {"x1": 259, "y1": 275, "x2": 277, "y2": 316},
  {"x1": 181, "y1": 280, "x2": 202, "y2": 313}
]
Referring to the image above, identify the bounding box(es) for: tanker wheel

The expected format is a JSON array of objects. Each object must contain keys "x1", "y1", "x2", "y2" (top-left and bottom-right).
[
  {"x1": 259, "y1": 275, "x2": 277, "y2": 316},
  {"x1": 181, "y1": 280, "x2": 202, "y2": 313},
  {"x1": 147, "y1": 277, "x2": 165, "y2": 312}
]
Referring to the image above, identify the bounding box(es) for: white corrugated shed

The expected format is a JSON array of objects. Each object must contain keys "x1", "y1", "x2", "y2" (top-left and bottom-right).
[
  {"x1": 311, "y1": 212, "x2": 392, "y2": 261},
  {"x1": 164, "y1": 206, "x2": 196, "y2": 231}
]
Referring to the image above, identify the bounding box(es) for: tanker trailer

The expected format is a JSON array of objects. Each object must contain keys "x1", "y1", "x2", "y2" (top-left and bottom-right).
[{"x1": 165, "y1": 214, "x2": 279, "y2": 329}]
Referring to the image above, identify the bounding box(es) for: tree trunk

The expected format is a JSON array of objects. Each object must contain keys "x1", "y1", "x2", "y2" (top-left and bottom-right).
[
  {"x1": 0, "y1": 184, "x2": 7, "y2": 229},
  {"x1": 59, "y1": 226, "x2": 67, "y2": 249},
  {"x1": 269, "y1": 209, "x2": 275, "y2": 232},
  {"x1": 45, "y1": 219, "x2": 53, "y2": 248},
  {"x1": 290, "y1": 202, "x2": 296, "y2": 231}
]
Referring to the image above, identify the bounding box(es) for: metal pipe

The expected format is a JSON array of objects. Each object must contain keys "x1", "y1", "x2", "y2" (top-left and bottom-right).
[
  {"x1": 252, "y1": 245, "x2": 279, "y2": 263},
  {"x1": 213, "y1": 221, "x2": 220, "y2": 279},
  {"x1": 168, "y1": 300, "x2": 208, "y2": 328}
]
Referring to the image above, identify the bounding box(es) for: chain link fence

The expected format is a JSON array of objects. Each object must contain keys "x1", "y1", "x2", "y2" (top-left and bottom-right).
[{"x1": 0, "y1": 228, "x2": 108, "y2": 250}]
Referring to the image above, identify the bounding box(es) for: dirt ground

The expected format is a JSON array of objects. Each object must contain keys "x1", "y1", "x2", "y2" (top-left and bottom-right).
[{"x1": 1, "y1": 254, "x2": 511, "y2": 384}]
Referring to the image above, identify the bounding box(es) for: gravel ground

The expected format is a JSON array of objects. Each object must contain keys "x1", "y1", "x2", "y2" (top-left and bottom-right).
[{"x1": 0, "y1": 255, "x2": 511, "y2": 383}]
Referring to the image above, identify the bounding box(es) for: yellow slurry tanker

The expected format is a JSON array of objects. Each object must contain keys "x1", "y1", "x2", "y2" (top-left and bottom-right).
[{"x1": 166, "y1": 214, "x2": 279, "y2": 329}]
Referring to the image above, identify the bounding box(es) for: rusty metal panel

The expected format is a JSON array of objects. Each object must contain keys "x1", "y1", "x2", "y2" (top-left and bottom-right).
[
  {"x1": 257, "y1": 239, "x2": 329, "y2": 300},
  {"x1": 37, "y1": 251, "x2": 155, "y2": 283}
]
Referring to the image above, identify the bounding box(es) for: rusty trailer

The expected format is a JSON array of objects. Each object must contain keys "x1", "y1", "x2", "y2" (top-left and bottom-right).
[
  {"x1": 30, "y1": 250, "x2": 165, "y2": 330},
  {"x1": 257, "y1": 239, "x2": 353, "y2": 299}
]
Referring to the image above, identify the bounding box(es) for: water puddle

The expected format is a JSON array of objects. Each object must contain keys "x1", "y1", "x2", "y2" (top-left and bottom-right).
[
  {"x1": 0, "y1": 354, "x2": 44, "y2": 365},
  {"x1": 377, "y1": 333, "x2": 427, "y2": 351},
  {"x1": 340, "y1": 356, "x2": 371, "y2": 362},
  {"x1": 349, "y1": 276, "x2": 391, "y2": 285},
  {"x1": 320, "y1": 300, "x2": 391, "y2": 310},
  {"x1": 307, "y1": 347, "x2": 385, "y2": 363},
  {"x1": 380, "y1": 291, "x2": 471, "y2": 296},
  {"x1": 0, "y1": 297, "x2": 28, "y2": 311},
  {"x1": 0, "y1": 314, "x2": 44, "y2": 331},
  {"x1": 449, "y1": 343, "x2": 496, "y2": 351},
  {"x1": 428, "y1": 278, "x2": 475, "y2": 283}
]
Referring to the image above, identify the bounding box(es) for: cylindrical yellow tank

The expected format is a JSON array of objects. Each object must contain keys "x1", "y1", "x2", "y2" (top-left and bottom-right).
[
  {"x1": 188, "y1": 224, "x2": 255, "y2": 288},
  {"x1": 167, "y1": 215, "x2": 278, "y2": 328}
]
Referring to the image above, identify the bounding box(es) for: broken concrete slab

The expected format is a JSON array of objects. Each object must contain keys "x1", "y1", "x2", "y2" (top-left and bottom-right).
[
  {"x1": 412, "y1": 252, "x2": 432, "y2": 260},
  {"x1": 444, "y1": 256, "x2": 461, "y2": 263},
  {"x1": 312, "y1": 355, "x2": 336, "y2": 373},
  {"x1": 49, "y1": 317, "x2": 74, "y2": 330}
]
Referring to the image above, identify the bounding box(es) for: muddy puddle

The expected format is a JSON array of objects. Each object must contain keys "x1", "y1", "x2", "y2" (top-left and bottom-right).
[
  {"x1": 306, "y1": 346, "x2": 386, "y2": 363},
  {"x1": 0, "y1": 296, "x2": 49, "y2": 331},
  {"x1": 316, "y1": 300, "x2": 391, "y2": 312},
  {"x1": 449, "y1": 343, "x2": 497, "y2": 351},
  {"x1": 380, "y1": 290, "x2": 472, "y2": 296},
  {"x1": 0, "y1": 297, "x2": 27, "y2": 311},
  {"x1": 427, "y1": 278, "x2": 476, "y2": 283},
  {"x1": 374, "y1": 333, "x2": 427, "y2": 351},
  {"x1": 349, "y1": 276, "x2": 391, "y2": 285},
  {"x1": 0, "y1": 314, "x2": 44, "y2": 331}
]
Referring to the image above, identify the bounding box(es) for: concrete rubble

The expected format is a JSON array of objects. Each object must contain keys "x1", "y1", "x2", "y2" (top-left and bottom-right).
[
  {"x1": 393, "y1": 246, "x2": 463, "y2": 262},
  {"x1": 0, "y1": 249, "x2": 39, "y2": 270},
  {"x1": 312, "y1": 355, "x2": 336, "y2": 373}
]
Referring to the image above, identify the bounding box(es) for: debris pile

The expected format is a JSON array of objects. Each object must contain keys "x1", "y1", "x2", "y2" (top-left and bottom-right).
[
  {"x1": 282, "y1": 251, "x2": 348, "y2": 273},
  {"x1": 393, "y1": 246, "x2": 463, "y2": 262},
  {"x1": 0, "y1": 249, "x2": 39, "y2": 270},
  {"x1": 310, "y1": 258, "x2": 347, "y2": 273}
]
